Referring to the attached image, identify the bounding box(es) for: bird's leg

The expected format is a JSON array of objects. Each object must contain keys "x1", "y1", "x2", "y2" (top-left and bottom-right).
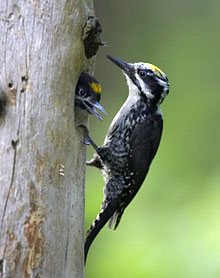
[
  {"x1": 78, "y1": 125, "x2": 113, "y2": 165},
  {"x1": 78, "y1": 125, "x2": 98, "y2": 150},
  {"x1": 78, "y1": 125, "x2": 114, "y2": 166}
]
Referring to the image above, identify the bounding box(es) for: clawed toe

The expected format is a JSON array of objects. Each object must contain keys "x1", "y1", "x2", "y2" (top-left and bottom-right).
[{"x1": 77, "y1": 125, "x2": 98, "y2": 149}]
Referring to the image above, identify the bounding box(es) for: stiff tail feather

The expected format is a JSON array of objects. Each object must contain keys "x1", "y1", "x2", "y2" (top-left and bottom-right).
[
  {"x1": 108, "y1": 206, "x2": 124, "y2": 230},
  {"x1": 84, "y1": 199, "x2": 119, "y2": 264}
]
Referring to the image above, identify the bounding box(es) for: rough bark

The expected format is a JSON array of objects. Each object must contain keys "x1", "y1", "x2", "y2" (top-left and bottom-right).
[{"x1": 0, "y1": 1, "x2": 94, "y2": 277}]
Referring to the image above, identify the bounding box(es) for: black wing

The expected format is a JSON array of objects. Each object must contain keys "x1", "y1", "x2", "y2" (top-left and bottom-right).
[
  {"x1": 128, "y1": 114, "x2": 163, "y2": 188},
  {"x1": 112, "y1": 114, "x2": 163, "y2": 229}
]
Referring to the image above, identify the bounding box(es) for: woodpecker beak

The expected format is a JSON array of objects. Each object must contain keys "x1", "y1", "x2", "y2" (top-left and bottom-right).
[{"x1": 107, "y1": 55, "x2": 134, "y2": 77}]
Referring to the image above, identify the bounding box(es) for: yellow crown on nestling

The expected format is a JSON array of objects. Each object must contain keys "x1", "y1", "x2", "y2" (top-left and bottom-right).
[{"x1": 90, "y1": 82, "x2": 102, "y2": 94}]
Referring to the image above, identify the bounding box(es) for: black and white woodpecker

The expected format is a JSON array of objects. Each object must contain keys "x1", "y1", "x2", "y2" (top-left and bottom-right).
[
  {"x1": 82, "y1": 55, "x2": 170, "y2": 263},
  {"x1": 75, "y1": 72, "x2": 106, "y2": 120}
]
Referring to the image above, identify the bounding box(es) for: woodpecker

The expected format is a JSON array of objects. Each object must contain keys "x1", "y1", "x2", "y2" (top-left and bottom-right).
[
  {"x1": 75, "y1": 72, "x2": 106, "y2": 120},
  {"x1": 82, "y1": 55, "x2": 170, "y2": 263}
]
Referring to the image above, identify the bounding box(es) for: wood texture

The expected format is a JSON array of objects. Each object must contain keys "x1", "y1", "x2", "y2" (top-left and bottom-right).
[{"x1": 0, "y1": 1, "x2": 94, "y2": 277}]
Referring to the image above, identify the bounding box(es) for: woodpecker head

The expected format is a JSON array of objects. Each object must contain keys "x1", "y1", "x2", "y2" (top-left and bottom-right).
[
  {"x1": 107, "y1": 55, "x2": 169, "y2": 105},
  {"x1": 75, "y1": 72, "x2": 106, "y2": 120}
]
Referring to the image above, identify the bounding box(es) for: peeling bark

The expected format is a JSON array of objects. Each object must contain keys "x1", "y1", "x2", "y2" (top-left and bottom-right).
[{"x1": 0, "y1": 1, "x2": 95, "y2": 277}]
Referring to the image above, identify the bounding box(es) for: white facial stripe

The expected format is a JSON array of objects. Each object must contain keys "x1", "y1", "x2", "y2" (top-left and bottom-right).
[
  {"x1": 157, "y1": 78, "x2": 168, "y2": 87},
  {"x1": 134, "y1": 72, "x2": 154, "y2": 98},
  {"x1": 125, "y1": 75, "x2": 140, "y2": 97}
]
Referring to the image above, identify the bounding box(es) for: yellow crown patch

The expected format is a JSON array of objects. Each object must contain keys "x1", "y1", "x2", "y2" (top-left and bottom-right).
[
  {"x1": 90, "y1": 82, "x2": 102, "y2": 94},
  {"x1": 148, "y1": 64, "x2": 165, "y2": 78}
]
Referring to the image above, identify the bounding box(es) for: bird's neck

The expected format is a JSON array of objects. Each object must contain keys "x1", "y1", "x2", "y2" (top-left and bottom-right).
[{"x1": 127, "y1": 76, "x2": 160, "y2": 113}]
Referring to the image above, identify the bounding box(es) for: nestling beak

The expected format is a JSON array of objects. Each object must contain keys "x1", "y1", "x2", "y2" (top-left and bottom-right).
[
  {"x1": 90, "y1": 101, "x2": 107, "y2": 120},
  {"x1": 92, "y1": 101, "x2": 107, "y2": 115},
  {"x1": 107, "y1": 55, "x2": 134, "y2": 79},
  {"x1": 75, "y1": 96, "x2": 107, "y2": 120}
]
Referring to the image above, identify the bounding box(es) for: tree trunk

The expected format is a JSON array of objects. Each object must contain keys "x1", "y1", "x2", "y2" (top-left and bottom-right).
[{"x1": 0, "y1": 1, "x2": 94, "y2": 277}]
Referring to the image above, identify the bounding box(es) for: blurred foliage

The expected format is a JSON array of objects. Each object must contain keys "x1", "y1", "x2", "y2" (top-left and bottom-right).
[{"x1": 85, "y1": 0, "x2": 220, "y2": 277}]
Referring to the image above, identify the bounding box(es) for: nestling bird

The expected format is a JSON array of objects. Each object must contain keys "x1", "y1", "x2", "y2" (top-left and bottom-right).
[
  {"x1": 82, "y1": 55, "x2": 170, "y2": 263},
  {"x1": 75, "y1": 72, "x2": 106, "y2": 120}
]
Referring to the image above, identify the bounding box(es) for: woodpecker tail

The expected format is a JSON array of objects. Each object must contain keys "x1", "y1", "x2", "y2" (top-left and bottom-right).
[
  {"x1": 108, "y1": 207, "x2": 124, "y2": 230},
  {"x1": 84, "y1": 199, "x2": 119, "y2": 264}
]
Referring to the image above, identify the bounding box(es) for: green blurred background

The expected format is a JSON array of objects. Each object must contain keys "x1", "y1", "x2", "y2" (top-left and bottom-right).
[{"x1": 85, "y1": 1, "x2": 220, "y2": 277}]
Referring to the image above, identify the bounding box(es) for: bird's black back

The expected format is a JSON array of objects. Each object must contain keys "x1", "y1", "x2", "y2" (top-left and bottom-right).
[
  {"x1": 85, "y1": 97, "x2": 163, "y2": 262},
  {"x1": 98, "y1": 98, "x2": 163, "y2": 227},
  {"x1": 112, "y1": 113, "x2": 163, "y2": 229}
]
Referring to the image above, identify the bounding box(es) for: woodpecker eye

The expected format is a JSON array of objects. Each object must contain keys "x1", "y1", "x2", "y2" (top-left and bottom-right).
[
  {"x1": 139, "y1": 69, "x2": 154, "y2": 77},
  {"x1": 139, "y1": 70, "x2": 146, "y2": 77}
]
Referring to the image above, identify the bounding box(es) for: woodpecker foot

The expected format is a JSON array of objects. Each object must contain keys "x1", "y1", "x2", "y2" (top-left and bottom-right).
[
  {"x1": 78, "y1": 125, "x2": 98, "y2": 150},
  {"x1": 86, "y1": 155, "x2": 103, "y2": 169}
]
